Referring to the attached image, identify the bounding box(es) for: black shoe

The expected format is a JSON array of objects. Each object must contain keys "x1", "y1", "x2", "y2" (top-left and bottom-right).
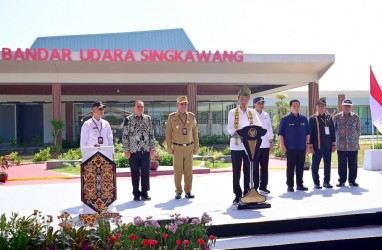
[
  {"x1": 232, "y1": 196, "x2": 240, "y2": 205},
  {"x1": 297, "y1": 185, "x2": 308, "y2": 191},
  {"x1": 314, "y1": 184, "x2": 322, "y2": 189},
  {"x1": 287, "y1": 186, "x2": 295, "y2": 192},
  {"x1": 323, "y1": 183, "x2": 333, "y2": 188},
  {"x1": 336, "y1": 182, "x2": 345, "y2": 187},
  {"x1": 185, "y1": 193, "x2": 195, "y2": 199},
  {"x1": 349, "y1": 182, "x2": 359, "y2": 187},
  {"x1": 259, "y1": 188, "x2": 270, "y2": 194},
  {"x1": 141, "y1": 195, "x2": 151, "y2": 201},
  {"x1": 133, "y1": 196, "x2": 140, "y2": 201},
  {"x1": 175, "y1": 193, "x2": 182, "y2": 199}
]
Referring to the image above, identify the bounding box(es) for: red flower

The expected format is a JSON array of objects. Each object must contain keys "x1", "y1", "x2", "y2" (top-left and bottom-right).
[
  {"x1": 143, "y1": 239, "x2": 150, "y2": 248},
  {"x1": 151, "y1": 240, "x2": 158, "y2": 246},
  {"x1": 176, "y1": 239, "x2": 182, "y2": 246},
  {"x1": 197, "y1": 238, "x2": 205, "y2": 246},
  {"x1": 116, "y1": 233, "x2": 121, "y2": 240},
  {"x1": 183, "y1": 239, "x2": 190, "y2": 245},
  {"x1": 209, "y1": 235, "x2": 215, "y2": 241},
  {"x1": 162, "y1": 233, "x2": 169, "y2": 239},
  {"x1": 109, "y1": 235, "x2": 116, "y2": 243},
  {"x1": 129, "y1": 234, "x2": 137, "y2": 240}
]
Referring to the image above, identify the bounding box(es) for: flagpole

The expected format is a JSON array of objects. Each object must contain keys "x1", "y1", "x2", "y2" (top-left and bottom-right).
[
  {"x1": 370, "y1": 65, "x2": 375, "y2": 149},
  {"x1": 372, "y1": 124, "x2": 375, "y2": 149}
]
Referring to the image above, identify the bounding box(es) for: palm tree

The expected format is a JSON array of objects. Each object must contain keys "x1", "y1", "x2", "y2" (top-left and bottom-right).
[
  {"x1": 51, "y1": 119, "x2": 64, "y2": 146},
  {"x1": 272, "y1": 92, "x2": 289, "y2": 132}
]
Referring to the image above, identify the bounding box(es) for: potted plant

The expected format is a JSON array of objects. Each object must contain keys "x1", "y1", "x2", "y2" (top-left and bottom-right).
[
  {"x1": 0, "y1": 155, "x2": 10, "y2": 183},
  {"x1": 150, "y1": 149, "x2": 160, "y2": 171}
]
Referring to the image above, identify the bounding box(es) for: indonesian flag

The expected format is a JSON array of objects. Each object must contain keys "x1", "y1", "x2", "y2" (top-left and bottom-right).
[{"x1": 370, "y1": 68, "x2": 382, "y2": 133}]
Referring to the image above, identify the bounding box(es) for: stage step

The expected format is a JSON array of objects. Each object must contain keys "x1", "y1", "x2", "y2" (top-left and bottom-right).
[
  {"x1": 210, "y1": 212, "x2": 382, "y2": 249},
  {"x1": 215, "y1": 227, "x2": 382, "y2": 249}
]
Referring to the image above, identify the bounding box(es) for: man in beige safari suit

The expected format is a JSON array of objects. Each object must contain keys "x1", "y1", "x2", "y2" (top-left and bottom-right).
[{"x1": 166, "y1": 96, "x2": 199, "y2": 199}]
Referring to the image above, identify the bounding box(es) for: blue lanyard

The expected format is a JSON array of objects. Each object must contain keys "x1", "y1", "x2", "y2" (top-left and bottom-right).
[{"x1": 92, "y1": 118, "x2": 102, "y2": 135}]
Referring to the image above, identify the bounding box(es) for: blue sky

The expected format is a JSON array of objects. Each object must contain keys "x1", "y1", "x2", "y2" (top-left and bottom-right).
[{"x1": 1, "y1": 0, "x2": 382, "y2": 91}]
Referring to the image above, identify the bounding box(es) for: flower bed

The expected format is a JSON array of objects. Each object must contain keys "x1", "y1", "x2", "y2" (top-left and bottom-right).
[{"x1": 0, "y1": 210, "x2": 216, "y2": 249}]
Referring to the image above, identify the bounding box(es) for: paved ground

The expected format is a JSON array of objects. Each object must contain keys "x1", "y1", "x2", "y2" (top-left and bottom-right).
[
  {"x1": 2, "y1": 158, "x2": 382, "y2": 249},
  {"x1": 4, "y1": 157, "x2": 288, "y2": 184}
]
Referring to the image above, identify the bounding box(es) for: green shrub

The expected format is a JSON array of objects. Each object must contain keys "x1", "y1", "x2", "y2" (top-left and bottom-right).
[
  {"x1": 113, "y1": 138, "x2": 124, "y2": 153},
  {"x1": 223, "y1": 146, "x2": 231, "y2": 155},
  {"x1": 159, "y1": 151, "x2": 173, "y2": 166},
  {"x1": 114, "y1": 153, "x2": 129, "y2": 168},
  {"x1": 8, "y1": 152, "x2": 22, "y2": 165},
  {"x1": 198, "y1": 146, "x2": 213, "y2": 156},
  {"x1": 272, "y1": 144, "x2": 284, "y2": 157},
  {"x1": 58, "y1": 148, "x2": 82, "y2": 160},
  {"x1": 372, "y1": 143, "x2": 382, "y2": 149},
  {"x1": 33, "y1": 147, "x2": 51, "y2": 162}
]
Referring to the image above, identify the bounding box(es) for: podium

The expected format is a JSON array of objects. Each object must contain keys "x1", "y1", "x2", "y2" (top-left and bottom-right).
[
  {"x1": 80, "y1": 146, "x2": 117, "y2": 214},
  {"x1": 236, "y1": 125, "x2": 271, "y2": 210}
]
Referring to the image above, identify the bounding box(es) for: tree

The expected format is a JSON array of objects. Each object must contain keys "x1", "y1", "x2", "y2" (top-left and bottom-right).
[
  {"x1": 51, "y1": 119, "x2": 65, "y2": 146},
  {"x1": 272, "y1": 92, "x2": 289, "y2": 133}
]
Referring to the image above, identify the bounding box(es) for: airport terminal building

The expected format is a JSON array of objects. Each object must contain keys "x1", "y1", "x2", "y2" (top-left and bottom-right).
[{"x1": 1, "y1": 28, "x2": 369, "y2": 146}]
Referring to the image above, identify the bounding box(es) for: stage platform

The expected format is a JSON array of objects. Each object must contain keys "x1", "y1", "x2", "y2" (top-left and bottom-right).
[{"x1": 2, "y1": 168, "x2": 382, "y2": 249}]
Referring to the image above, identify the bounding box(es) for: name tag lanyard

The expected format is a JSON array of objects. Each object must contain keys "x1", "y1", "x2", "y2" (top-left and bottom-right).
[
  {"x1": 319, "y1": 116, "x2": 330, "y2": 135},
  {"x1": 92, "y1": 118, "x2": 104, "y2": 144},
  {"x1": 179, "y1": 114, "x2": 188, "y2": 135}
]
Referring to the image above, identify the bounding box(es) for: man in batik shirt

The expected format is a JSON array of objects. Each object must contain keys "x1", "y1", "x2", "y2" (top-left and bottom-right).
[
  {"x1": 333, "y1": 99, "x2": 361, "y2": 187},
  {"x1": 123, "y1": 100, "x2": 155, "y2": 201}
]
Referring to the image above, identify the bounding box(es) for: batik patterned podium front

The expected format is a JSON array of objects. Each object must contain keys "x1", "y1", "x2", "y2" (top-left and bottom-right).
[{"x1": 81, "y1": 151, "x2": 117, "y2": 213}]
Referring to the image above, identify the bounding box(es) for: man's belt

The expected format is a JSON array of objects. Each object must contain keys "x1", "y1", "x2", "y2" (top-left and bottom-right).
[{"x1": 172, "y1": 142, "x2": 194, "y2": 146}]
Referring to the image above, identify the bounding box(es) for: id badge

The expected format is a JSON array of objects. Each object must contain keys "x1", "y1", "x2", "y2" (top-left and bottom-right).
[
  {"x1": 324, "y1": 127, "x2": 330, "y2": 135},
  {"x1": 182, "y1": 128, "x2": 188, "y2": 135},
  {"x1": 98, "y1": 137, "x2": 104, "y2": 144}
]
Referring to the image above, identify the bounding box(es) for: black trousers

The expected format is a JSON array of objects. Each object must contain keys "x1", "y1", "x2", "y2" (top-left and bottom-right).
[
  {"x1": 286, "y1": 149, "x2": 306, "y2": 187},
  {"x1": 129, "y1": 151, "x2": 150, "y2": 197},
  {"x1": 253, "y1": 148, "x2": 270, "y2": 190},
  {"x1": 337, "y1": 150, "x2": 358, "y2": 184},
  {"x1": 311, "y1": 148, "x2": 332, "y2": 185},
  {"x1": 231, "y1": 150, "x2": 250, "y2": 198}
]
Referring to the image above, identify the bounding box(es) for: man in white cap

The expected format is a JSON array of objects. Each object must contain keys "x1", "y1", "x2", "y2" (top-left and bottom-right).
[
  {"x1": 227, "y1": 86, "x2": 262, "y2": 205},
  {"x1": 333, "y1": 98, "x2": 361, "y2": 187}
]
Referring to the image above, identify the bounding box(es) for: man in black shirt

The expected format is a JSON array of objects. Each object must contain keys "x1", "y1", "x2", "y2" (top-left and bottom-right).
[{"x1": 308, "y1": 98, "x2": 336, "y2": 189}]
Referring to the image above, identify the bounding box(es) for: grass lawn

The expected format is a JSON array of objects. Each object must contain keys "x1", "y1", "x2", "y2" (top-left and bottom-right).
[
  {"x1": 51, "y1": 163, "x2": 81, "y2": 175},
  {"x1": 316, "y1": 143, "x2": 370, "y2": 168},
  {"x1": 193, "y1": 160, "x2": 231, "y2": 169}
]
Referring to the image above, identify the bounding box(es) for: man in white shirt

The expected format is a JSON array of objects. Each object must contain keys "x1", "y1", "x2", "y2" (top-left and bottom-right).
[
  {"x1": 80, "y1": 101, "x2": 114, "y2": 154},
  {"x1": 227, "y1": 86, "x2": 262, "y2": 205},
  {"x1": 253, "y1": 97, "x2": 274, "y2": 194}
]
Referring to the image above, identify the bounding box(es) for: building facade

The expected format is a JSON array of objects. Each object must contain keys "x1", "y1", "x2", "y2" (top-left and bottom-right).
[{"x1": 0, "y1": 28, "x2": 338, "y2": 146}]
